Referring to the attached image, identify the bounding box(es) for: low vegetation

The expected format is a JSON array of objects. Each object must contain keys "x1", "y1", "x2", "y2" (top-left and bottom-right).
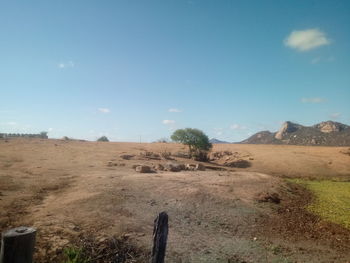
[
  {"x1": 292, "y1": 179, "x2": 350, "y2": 229},
  {"x1": 63, "y1": 247, "x2": 89, "y2": 263},
  {"x1": 97, "y1": 136, "x2": 109, "y2": 142}
]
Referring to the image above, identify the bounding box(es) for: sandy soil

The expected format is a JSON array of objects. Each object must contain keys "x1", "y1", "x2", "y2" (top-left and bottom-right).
[{"x1": 0, "y1": 138, "x2": 350, "y2": 262}]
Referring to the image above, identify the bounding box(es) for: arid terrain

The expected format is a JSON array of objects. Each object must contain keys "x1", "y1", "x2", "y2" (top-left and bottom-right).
[{"x1": 1, "y1": 138, "x2": 350, "y2": 262}]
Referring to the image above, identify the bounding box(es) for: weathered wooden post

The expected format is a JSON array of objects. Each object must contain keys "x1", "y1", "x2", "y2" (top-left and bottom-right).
[
  {"x1": 0, "y1": 226, "x2": 36, "y2": 263},
  {"x1": 151, "y1": 212, "x2": 168, "y2": 263}
]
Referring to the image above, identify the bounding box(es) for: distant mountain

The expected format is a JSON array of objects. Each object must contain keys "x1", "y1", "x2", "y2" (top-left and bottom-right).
[
  {"x1": 240, "y1": 121, "x2": 350, "y2": 146},
  {"x1": 209, "y1": 138, "x2": 231, "y2": 144}
]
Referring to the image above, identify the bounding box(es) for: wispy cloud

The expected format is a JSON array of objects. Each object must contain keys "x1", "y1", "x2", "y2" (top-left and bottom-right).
[
  {"x1": 311, "y1": 56, "x2": 336, "y2": 64},
  {"x1": 58, "y1": 61, "x2": 75, "y2": 69},
  {"x1": 168, "y1": 108, "x2": 182, "y2": 113},
  {"x1": 1, "y1": 121, "x2": 17, "y2": 126},
  {"x1": 301, "y1": 97, "x2": 325, "y2": 103},
  {"x1": 213, "y1": 128, "x2": 223, "y2": 136},
  {"x1": 284, "y1": 29, "x2": 330, "y2": 51},
  {"x1": 230, "y1": 124, "x2": 247, "y2": 130},
  {"x1": 98, "y1": 108, "x2": 110, "y2": 113},
  {"x1": 330, "y1": 112, "x2": 341, "y2": 119},
  {"x1": 311, "y1": 57, "x2": 321, "y2": 64},
  {"x1": 162, "y1": 120, "x2": 175, "y2": 125}
]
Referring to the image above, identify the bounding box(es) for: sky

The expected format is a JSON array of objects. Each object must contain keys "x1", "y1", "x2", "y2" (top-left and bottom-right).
[{"x1": 1, "y1": 0, "x2": 349, "y2": 142}]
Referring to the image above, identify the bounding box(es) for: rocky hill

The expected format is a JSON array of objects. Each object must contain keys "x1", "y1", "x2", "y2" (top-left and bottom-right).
[
  {"x1": 209, "y1": 138, "x2": 231, "y2": 144},
  {"x1": 241, "y1": 121, "x2": 350, "y2": 146}
]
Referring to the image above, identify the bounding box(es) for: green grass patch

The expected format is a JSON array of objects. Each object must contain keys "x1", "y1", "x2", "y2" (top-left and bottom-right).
[
  {"x1": 63, "y1": 247, "x2": 89, "y2": 263},
  {"x1": 290, "y1": 179, "x2": 350, "y2": 229}
]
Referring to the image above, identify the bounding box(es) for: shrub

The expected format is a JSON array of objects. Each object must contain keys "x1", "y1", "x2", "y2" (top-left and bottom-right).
[
  {"x1": 63, "y1": 247, "x2": 89, "y2": 263},
  {"x1": 97, "y1": 136, "x2": 109, "y2": 142}
]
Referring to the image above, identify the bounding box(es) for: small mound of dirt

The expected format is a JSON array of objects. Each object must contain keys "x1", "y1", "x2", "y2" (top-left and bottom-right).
[
  {"x1": 225, "y1": 159, "x2": 251, "y2": 168},
  {"x1": 256, "y1": 192, "x2": 281, "y2": 204}
]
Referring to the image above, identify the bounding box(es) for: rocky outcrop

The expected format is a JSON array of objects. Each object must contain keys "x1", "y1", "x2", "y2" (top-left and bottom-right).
[
  {"x1": 275, "y1": 122, "x2": 301, "y2": 140},
  {"x1": 241, "y1": 121, "x2": 350, "y2": 146},
  {"x1": 313, "y1": 121, "x2": 348, "y2": 133}
]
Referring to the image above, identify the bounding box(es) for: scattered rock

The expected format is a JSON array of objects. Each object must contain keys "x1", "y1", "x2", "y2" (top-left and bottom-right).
[
  {"x1": 164, "y1": 162, "x2": 185, "y2": 172},
  {"x1": 209, "y1": 151, "x2": 233, "y2": 161},
  {"x1": 120, "y1": 154, "x2": 135, "y2": 160},
  {"x1": 154, "y1": 164, "x2": 164, "y2": 171},
  {"x1": 195, "y1": 163, "x2": 206, "y2": 171},
  {"x1": 135, "y1": 165, "x2": 152, "y2": 173},
  {"x1": 160, "y1": 151, "x2": 173, "y2": 160},
  {"x1": 107, "y1": 161, "x2": 117, "y2": 167},
  {"x1": 139, "y1": 151, "x2": 161, "y2": 160},
  {"x1": 185, "y1": 163, "x2": 196, "y2": 171}
]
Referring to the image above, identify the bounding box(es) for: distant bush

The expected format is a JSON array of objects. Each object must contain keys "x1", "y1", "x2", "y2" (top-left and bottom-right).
[
  {"x1": 155, "y1": 137, "x2": 169, "y2": 143},
  {"x1": 97, "y1": 136, "x2": 109, "y2": 142}
]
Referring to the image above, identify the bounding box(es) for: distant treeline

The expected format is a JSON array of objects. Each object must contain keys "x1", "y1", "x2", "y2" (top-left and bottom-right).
[{"x1": 0, "y1": 132, "x2": 48, "y2": 139}]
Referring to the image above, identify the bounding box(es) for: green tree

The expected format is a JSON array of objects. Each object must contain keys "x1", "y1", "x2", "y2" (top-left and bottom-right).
[
  {"x1": 171, "y1": 128, "x2": 212, "y2": 161},
  {"x1": 40, "y1": 131, "x2": 48, "y2": 139},
  {"x1": 97, "y1": 136, "x2": 109, "y2": 142}
]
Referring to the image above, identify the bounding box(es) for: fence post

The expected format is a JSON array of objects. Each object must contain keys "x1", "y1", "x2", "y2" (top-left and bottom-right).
[
  {"x1": 151, "y1": 212, "x2": 168, "y2": 263},
  {"x1": 0, "y1": 226, "x2": 36, "y2": 263}
]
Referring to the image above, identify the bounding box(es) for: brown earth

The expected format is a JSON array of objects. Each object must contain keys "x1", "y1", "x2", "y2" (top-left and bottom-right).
[{"x1": 0, "y1": 138, "x2": 350, "y2": 262}]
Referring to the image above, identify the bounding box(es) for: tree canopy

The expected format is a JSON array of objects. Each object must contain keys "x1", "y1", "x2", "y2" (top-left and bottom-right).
[{"x1": 171, "y1": 128, "x2": 212, "y2": 158}]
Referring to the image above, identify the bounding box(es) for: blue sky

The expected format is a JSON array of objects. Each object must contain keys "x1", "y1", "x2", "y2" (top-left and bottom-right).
[{"x1": 1, "y1": 0, "x2": 349, "y2": 142}]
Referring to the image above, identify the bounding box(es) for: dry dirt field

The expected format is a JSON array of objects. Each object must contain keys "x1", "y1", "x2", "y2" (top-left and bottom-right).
[{"x1": 1, "y1": 138, "x2": 350, "y2": 262}]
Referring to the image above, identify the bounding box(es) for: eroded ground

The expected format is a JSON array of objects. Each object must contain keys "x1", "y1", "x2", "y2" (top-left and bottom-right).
[{"x1": 1, "y1": 139, "x2": 350, "y2": 262}]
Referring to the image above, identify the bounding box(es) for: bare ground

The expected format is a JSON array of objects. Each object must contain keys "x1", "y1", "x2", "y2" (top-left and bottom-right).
[{"x1": 0, "y1": 138, "x2": 350, "y2": 262}]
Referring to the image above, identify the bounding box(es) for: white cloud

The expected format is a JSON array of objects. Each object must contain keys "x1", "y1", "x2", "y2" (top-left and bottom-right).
[
  {"x1": 162, "y1": 120, "x2": 175, "y2": 125},
  {"x1": 58, "y1": 61, "x2": 75, "y2": 69},
  {"x1": 284, "y1": 29, "x2": 330, "y2": 51},
  {"x1": 98, "y1": 108, "x2": 110, "y2": 113},
  {"x1": 48, "y1": 128, "x2": 53, "y2": 132},
  {"x1": 301, "y1": 97, "x2": 325, "y2": 103},
  {"x1": 168, "y1": 108, "x2": 182, "y2": 113},
  {"x1": 330, "y1": 112, "x2": 341, "y2": 119},
  {"x1": 230, "y1": 124, "x2": 247, "y2": 130}
]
